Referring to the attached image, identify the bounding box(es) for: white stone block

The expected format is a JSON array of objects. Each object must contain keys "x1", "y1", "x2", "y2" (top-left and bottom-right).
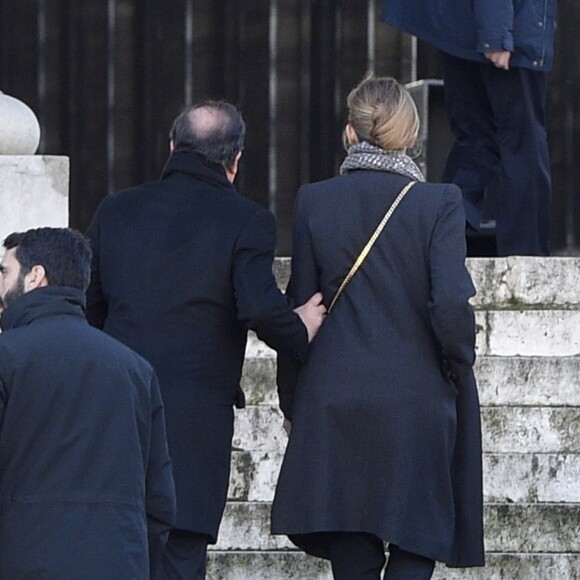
[
  {"x1": 207, "y1": 552, "x2": 580, "y2": 580},
  {"x1": 234, "y1": 405, "x2": 580, "y2": 455},
  {"x1": 482, "y1": 407, "x2": 580, "y2": 453},
  {"x1": 481, "y1": 310, "x2": 580, "y2": 356},
  {"x1": 272, "y1": 257, "x2": 580, "y2": 308},
  {"x1": 229, "y1": 452, "x2": 580, "y2": 504},
  {"x1": 468, "y1": 257, "x2": 580, "y2": 308},
  {"x1": 233, "y1": 405, "x2": 286, "y2": 453},
  {"x1": 0, "y1": 156, "x2": 68, "y2": 244},
  {"x1": 212, "y1": 502, "x2": 580, "y2": 553},
  {"x1": 242, "y1": 356, "x2": 580, "y2": 408},
  {"x1": 476, "y1": 356, "x2": 580, "y2": 407},
  {"x1": 483, "y1": 454, "x2": 580, "y2": 503}
]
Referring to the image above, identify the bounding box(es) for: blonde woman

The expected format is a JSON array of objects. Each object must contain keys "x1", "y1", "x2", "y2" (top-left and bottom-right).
[{"x1": 271, "y1": 75, "x2": 484, "y2": 579}]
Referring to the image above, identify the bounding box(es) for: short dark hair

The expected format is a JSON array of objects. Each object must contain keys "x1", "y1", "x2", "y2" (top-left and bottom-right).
[
  {"x1": 3, "y1": 228, "x2": 92, "y2": 291},
  {"x1": 169, "y1": 100, "x2": 245, "y2": 167}
]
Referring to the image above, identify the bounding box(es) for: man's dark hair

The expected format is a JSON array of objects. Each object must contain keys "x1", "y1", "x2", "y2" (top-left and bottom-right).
[
  {"x1": 3, "y1": 228, "x2": 92, "y2": 291},
  {"x1": 169, "y1": 100, "x2": 246, "y2": 167}
]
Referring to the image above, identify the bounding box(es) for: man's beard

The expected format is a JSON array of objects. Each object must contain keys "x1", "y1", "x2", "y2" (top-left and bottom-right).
[{"x1": 1, "y1": 274, "x2": 26, "y2": 311}]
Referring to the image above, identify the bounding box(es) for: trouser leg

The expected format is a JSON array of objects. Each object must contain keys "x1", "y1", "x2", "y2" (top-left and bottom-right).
[
  {"x1": 440, "y1": 51, "x2": 500, "y2": 231},
  {"x1": 327, "y1": 532, "x2": 386, "y2": 580},
  {"x1": 383, "y1": 544, "x2": 435, "y2": 580},
  {"x1": 482, "y1": 65, "x2": 551, "y2": 255},
  {"x1": 156, "y1": 529, "x2": 210, "y2": 580}
]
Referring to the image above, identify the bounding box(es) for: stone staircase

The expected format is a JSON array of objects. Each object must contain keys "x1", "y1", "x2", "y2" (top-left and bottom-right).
[{"x1": 208, "y1": 257, "x2": 580, "y2": 580}]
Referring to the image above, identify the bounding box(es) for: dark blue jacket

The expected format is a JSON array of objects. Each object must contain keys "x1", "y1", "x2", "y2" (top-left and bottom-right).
[
  {"x1": 0, "y1": 287, "x2": 176, "y2": 579},
  {"x1": 87, "y1": 151, "x2": 309, "y2": 540},
  {"x1": 381, "y1": 0, "x2": 556, "y2": 71}
]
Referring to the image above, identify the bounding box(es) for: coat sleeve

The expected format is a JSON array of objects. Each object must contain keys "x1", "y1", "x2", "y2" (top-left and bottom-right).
[
  {"x1": 146, "y1": 372, "x2": 176, "y2": 576},
  {"x1": 85, "y1": 202, "x2": 109, "y2": 329},
  {"x1": 473, "y1": 0, "x2": 514, "y2": 54},
  {"x1": 428, "y1": 185, "x2": 477, "y2": 390},
  {"x1": 232, "y1": 208, "x2": 309, "y2": 363},
  {"x1": 277, "y1": 188, "x2": 320, "y2": 419}
]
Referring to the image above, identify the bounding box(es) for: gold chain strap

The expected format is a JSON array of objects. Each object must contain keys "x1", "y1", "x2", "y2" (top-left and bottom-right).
[{"x1": 327, "y1": 181, "x2": 416, "y2": 314}]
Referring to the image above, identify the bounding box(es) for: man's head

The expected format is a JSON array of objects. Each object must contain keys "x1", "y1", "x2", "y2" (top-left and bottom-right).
[
  {"x1": 0, "y1": 228, "x2": 92, "y2": 311},
  {"x1": 169, "y1": 100, "x2": 245, "y2": 182}
]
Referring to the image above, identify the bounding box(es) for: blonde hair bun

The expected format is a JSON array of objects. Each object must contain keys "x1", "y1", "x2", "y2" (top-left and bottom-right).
[{"x1": 347, "y1": 72, "x2": 419, "y2": 151}]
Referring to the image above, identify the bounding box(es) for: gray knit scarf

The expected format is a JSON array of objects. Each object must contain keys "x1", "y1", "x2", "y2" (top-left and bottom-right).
[{"x1": 339, "y1": 141, "x2": 425, "y2": 182}]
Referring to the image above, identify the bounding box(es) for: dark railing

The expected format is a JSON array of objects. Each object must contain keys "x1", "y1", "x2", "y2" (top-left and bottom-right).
[{"x1": 1, "y1": 0, "x2": 578, "y2": 253}]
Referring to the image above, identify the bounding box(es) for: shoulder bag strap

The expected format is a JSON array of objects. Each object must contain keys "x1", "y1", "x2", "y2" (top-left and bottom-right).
[{"x1": 327, "y1": 180, "x2": 416, "y2": 314}]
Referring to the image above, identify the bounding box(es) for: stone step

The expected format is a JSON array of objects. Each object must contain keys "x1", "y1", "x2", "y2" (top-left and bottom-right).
[
  {"x1": 228, "y1": 451, "x2": 580, "y2": 504},
  {"x1": 248, "y1": 308, "x2": 580, "y2": 358},
  {"x1": 475, "y1": 310, "x2": 580, "y2": 356},
  {"x1": 272, "y1": 257, "x2": 580, "y2": 309},
  {"x1": 212, "y1": 502, "x2": 580, "y2": 553},
  {"x1": 467, "y1": 257, "x2": 580, "y2": 310},
  {"x1": 232, "y1": 405, "x2": 580, "y2": 454},
  {"x1": 207, "y1": 551, "x2": 580, "y2": 580},
  {"x1": 241, "y1": 355, "x2": 580, "y2": 407}
]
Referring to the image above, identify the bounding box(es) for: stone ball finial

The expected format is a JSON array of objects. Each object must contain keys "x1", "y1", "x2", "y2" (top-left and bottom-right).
[{"x1": 0, "y1": 91, "x2": 41, "y2": 155}]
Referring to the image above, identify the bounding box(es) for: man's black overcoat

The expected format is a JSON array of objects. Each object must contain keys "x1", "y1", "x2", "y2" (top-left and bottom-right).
[
  {"x1": 86, "y1": 152, "x2": 308, "y2": 540},
  {"x1": 0, "y1": 286, "x2": 176, "y2": 579},
  {"x1": 271, "y1": 171, "x2": 485, "y2": 567}
]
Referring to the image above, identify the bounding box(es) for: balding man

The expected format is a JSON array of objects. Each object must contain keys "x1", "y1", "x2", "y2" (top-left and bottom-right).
[{"x1": 86, "y1": 101, "x2": 325, "y2": 579}]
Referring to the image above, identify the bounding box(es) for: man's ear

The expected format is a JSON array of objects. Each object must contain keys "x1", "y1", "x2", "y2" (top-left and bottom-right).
[
  {"x1": 224, "y1": 151, "x2": 243, "y2": 183},
  {"x1": 24, "y1": 265, "x2": 48, "y2": 292}
]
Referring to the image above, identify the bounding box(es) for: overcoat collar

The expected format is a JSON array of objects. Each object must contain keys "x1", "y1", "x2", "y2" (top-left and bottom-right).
[
  {"x1": 160, "y1": 151, "x2": 234, "y2": 191},
  {"x1": 0, "y1": 286, "x2": 86, "y2": 332}
]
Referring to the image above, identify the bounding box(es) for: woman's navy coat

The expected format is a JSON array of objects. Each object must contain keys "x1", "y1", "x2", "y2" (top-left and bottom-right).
[
  {"x1": 382, "y1": 0, "x2": 556, "y2": 71},
  {"x1": 271, "y1": 171, "x2": 485, "y2": 567},
  {"x1": 0, "y1": 287, "x2": 175, "y2": 579}
]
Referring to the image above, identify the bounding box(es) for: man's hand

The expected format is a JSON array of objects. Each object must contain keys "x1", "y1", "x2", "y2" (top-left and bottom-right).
[
  {"x1": 294, "y1": 292, "x2": 326, "y2": 342},
  {"x1": 484, "y1": 50, "x2": 511, "y2": 70}
]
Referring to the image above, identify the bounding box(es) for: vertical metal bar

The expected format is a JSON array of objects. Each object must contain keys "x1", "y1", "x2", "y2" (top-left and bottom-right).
[
  {"x1": 565, "y1": 85, "x2": 576, "y2": 250},
  {"x1": 400, "y1": 33, "x2": 417, "y2": 83},
  {"x1": 334, "y1": 0, "x2": 343, "y2": 153},
  {"x1": 367, "y1": 0, "x2": 376, "y2": 72},
  {"x1": 37, "y1": 0, "x2": 47, "y2": 151},
  {"x1": 184, "y1": 0, "x2": 193, "y2": 105},
  {"x1": 268, "y1": 0, "x2": 278, "y2": 214},
  {"x1": 107, "y1": 0, "x2": 116, "y2": 195},
  {"x1": 299, "y1": 0, "x2": 311, "y2": 184}
]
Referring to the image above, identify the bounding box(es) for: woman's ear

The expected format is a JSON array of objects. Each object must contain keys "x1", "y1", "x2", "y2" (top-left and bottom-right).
[{"x1": 345, "y1": 123, "x2": 359, "y2": 146}]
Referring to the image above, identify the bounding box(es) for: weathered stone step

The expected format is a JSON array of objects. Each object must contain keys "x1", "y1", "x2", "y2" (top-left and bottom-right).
[
  {"x1": 228, "y1": 451, "x2": 580, "y2": 504},
  {"x1": 272, "y1": 257, "x2": 580, "y2": 309},
  {"x1": 475, "y1": 310, "x2": 580, "y2": 356},
  {"x1": 212, "y1": 502, "x2": 580, "y2": 553},
  {"x1": 207, "y1": 551, "x2": 580, "y2": 580},
  {"x1": 248, "y1": 308, "x2": 580, "y2": 358},
  {"x1": 233, "y1": 406, "x2": 580, "y2": 454},
  {"x1": 241, "y1": 355, "x2": 580, "y2": 407}
]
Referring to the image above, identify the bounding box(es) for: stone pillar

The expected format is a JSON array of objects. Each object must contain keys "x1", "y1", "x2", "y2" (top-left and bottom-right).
[{"x1": 0, "y1": 92, "x2": 68, "y2": 244}]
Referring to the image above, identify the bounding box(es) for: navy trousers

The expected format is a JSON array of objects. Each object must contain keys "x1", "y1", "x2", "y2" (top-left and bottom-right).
[
  {"x1": 326, "y1": 532, "x2": 435, "y2": 580},
  {"x1": 441, "y1": 51, "x2": 551, "y2": 256},
  {"x1": 156, "y1": 530, "x2": 210, "y2": 580}
]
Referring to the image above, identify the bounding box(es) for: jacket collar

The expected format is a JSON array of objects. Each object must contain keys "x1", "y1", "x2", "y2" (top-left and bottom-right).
[
  {"x1": 161, "y1": 151, "x2": 234, "y2": 190},
  {"x1": 0, "y1": 286, "x2": 86, "y2": 332}
]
